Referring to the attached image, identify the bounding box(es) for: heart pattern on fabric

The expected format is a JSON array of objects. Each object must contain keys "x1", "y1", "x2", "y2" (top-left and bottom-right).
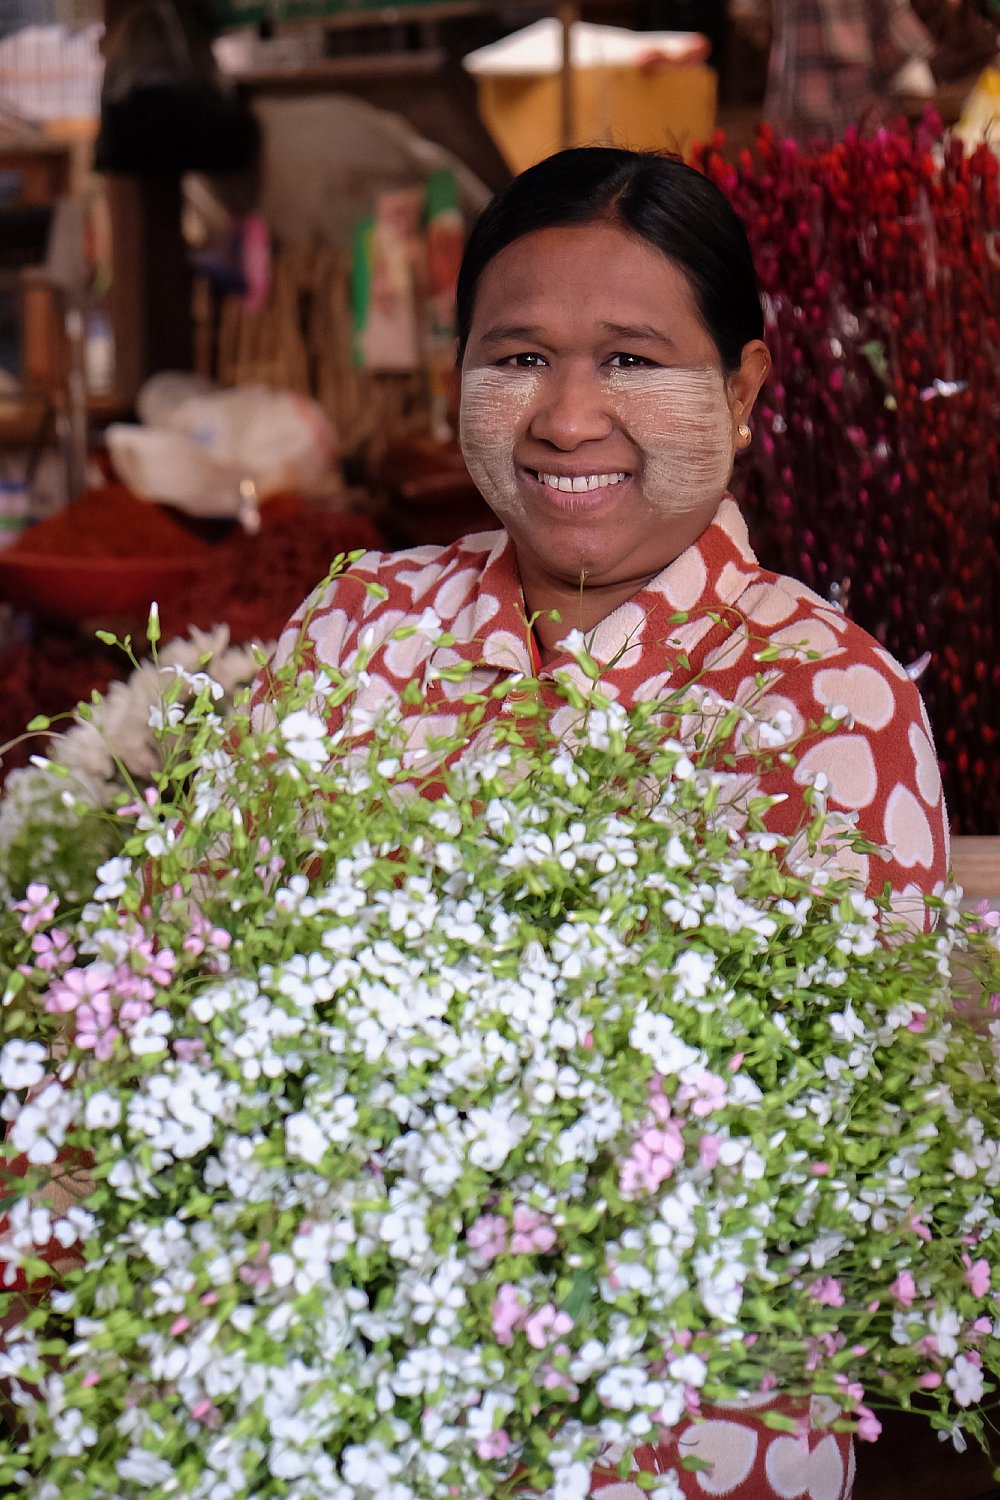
[
  {"x1": 676, "y1": 1420, "x2": 759, "y2": 1495},
  {"x1": 765, "y1": 1433, "x2": 846, "y2": 1500}
]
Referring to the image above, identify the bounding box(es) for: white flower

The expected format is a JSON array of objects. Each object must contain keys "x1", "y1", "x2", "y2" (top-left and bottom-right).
[
  {"x1": 669, "y1": 1352, "x2": 707, "y2": 1387},
  {"x1": 629, "y1": 1011, "x2": 701, "y2": 1076},
  {"x1": 9, "y1": 1080, "x2": 78, "y2": 1165},
  {"x1": 648, "y1": 1471, "x2": 685, "y2": 1499},
  {"x1": 285, "y1": 1111, "x2": 328, "y2": 1166},
  {"x1": 465, "y1": 1104, "x2": 527, "y2": 1170},
  {"x1": 556, "y1": 628, "x2": 588, "y2": 658},
  {"x1": 280, "y1": 709, "x2": 329, "y2": 770},
  {"x1": 551, "y1": 1460, "x2": 591, "y2": 1500},
  {"x1": 117, "y1": 1451, "x2": 176, "y2": 1484},
  {"x1": 148, "y1": 701, "x2": 185, "y2": 732},
  {"x1": 928, "y1": 1306, "x2": 961, "y2": 1358},
  {"x1": 757, "y1": 709, "x2": 795, "y2": 748},
  {"x1": 93, "y1": 855, "x2": 132, "y2": 901},
  {"x1": 84, "y1": 1090, "x2": 122, "y2": 1129},
  {"x1": 672, "y1": 950, "x2": 716, "y2": 1001},
  {"x1": 0, "y1": 1039, "x2": 46, "y2": 1092},
  {"x1": 52, "y1": 1406, "x2": 97, "y2": 1456},
  {"x1": 946, "y1": 1355, "x2": 985, "y2": 1407},
  {"x1": 129, "y1": 1010, "x2": 172, "y2": 1057},
  {"x1": 342, "y1": 1441, "x2": 404, "y2": 1491}
]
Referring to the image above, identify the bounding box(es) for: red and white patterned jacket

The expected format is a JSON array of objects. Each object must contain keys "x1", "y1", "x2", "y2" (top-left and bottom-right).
[{"x1": 258, "y1": 496, "x2": 948, "y2": 912}]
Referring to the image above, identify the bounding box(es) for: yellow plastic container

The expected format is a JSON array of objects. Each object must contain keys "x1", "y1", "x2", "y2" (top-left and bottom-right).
[{"x1": 474, "y1": 62, "x2": 717, "y2": 174}]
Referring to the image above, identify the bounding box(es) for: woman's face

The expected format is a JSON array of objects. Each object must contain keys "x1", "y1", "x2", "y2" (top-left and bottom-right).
[{"x1": 460, "y1": 221, "x2": 769, "y2": 596}]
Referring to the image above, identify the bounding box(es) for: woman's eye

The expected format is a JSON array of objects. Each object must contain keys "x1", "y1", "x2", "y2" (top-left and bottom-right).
[
  {"x1": 608, "y1": 353, "x2": 655, "y2": 370},
  {"x1": 498, "y1": 353, "x2": 547, "y2": 369}
]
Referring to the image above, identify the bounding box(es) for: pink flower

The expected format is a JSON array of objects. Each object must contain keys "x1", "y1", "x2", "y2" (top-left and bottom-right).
[
  {"x1": 908, "y1": 1215, "x2": 932, "y2": 1243},
  {"x1": 523, "y1": 1304, "x2": 573, "y2": 1350},
  {"x1": 183, "y1": 910, "x2": 232, "y2": 956},
  {"x1": 238, "y1": 1244, "x2": 273, "y2": 1290},
  {"x1": 648, "y1": 1078, "x2": 672, "y2": 1122},
  {"x1": 698, "y1": 1134, "x2": 721, "y2": 1170},
  {"x1": 468, "y1": 1214, "x2": 506, "y2": 1263},
  {"x1": 74, "y1": 1002, "x2": 120, "y2": 1061},
  {"x1": 542, "y1": 1357, "x2": 577, "y2": 1395},
  {"x1": 906, "y1": 1010, "x2": 928, "y2": 1034},
  {"x1": 31, "y1": 928, "x2": 75, "y2": 973},
  {"x1": 476, "y1": 1430, "x2": 511, "y2": 1461},
  {"x1": 134, "y1": 940, "x2": 176, "y2": 987},
  {"x1": 14, "y1": 883, "x2": 57, "y2": 935},
  {"x1": 962, "y1": 1256, "x2": 991, "y2": 1298},
  {"x1": 918, "y1": 1372, "x2": 942, "y2": 1389},
  {"x1": 190, "y1": 1399, "x2": 222, "y2": 1429},
  {"x1": 891, "y1": 1271, "x2": 916, "y2": 1307},
  {"x1": 620, "y1": 1119, "x2": 685, "y2": 1196},
  {"x1": 491, "y1": 1284, "x2": 529, "y2": 1346},
  {"x1": 810, "y1": 1277, "x2": 845, "y2": 1307},
  {"x1": 174, "y1": 1038, "x2": 209, "y2": 1064},
  {"x1": 972, "y1": 900, "x2": 1000, "y2": 932},
  {"x1": 677, "y1": 1067, "x2": 728, "y2": 1118},
  {"x1": 118, "y1": 997, "x2": 154, "y2": 1027},
  {"x1": 45, "y1": 964, "x2": 111, "y2": 1016},
  {"x1": 856, "y1": 1407, "x2": 882, "y2": 1443},
  {"x1": 810, "y1": 1161, "x2": 830, "y2": 1176},
  {"x1": 511, "y1": 1207, "x2": 557, "y2": 1256}
]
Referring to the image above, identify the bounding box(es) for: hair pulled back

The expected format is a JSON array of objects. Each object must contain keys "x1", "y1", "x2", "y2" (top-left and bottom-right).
[{"x1": 456, "y1": 147, "x2": 764, "y2": 373}]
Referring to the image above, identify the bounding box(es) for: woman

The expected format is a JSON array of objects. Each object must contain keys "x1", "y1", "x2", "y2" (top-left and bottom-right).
[{"x1": 255, "y1": 147, "x2": 948, "y2": 1497}]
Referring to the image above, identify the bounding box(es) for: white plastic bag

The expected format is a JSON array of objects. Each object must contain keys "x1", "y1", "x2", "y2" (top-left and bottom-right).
[{"x1": 107, "y1": 380, "x2": 339, "y2": 518}]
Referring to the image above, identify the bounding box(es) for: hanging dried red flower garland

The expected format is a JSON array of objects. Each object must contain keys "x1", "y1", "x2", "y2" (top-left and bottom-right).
[{"x1": 698, "y1": 116, "x2": 999, "y2": 834}]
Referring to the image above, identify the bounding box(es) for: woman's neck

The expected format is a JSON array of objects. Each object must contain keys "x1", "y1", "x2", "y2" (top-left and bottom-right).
[{"x1": 521, "y1": 564, "x2": 659, "y2": 661}]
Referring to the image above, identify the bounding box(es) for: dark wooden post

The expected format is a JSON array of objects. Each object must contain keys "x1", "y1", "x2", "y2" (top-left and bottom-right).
[{"x1": 103, "y1": 0, "x2": 194, "y2": 405}]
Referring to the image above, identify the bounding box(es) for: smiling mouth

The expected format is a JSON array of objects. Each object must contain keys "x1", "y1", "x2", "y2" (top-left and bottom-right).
[{"x1": 530, "y1": 470, "x2": 630, "y2": 493}]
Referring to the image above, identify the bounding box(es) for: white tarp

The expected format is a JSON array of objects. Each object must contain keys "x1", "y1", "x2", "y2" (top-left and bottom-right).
[{"x1": 463, "y1": 20, "x2": 708, "y2": 78}]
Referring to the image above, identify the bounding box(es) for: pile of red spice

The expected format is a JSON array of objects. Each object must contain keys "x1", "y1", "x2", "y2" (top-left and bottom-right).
[
  {"x1": 152, "y1": 499, "x2": 383, "y2": 645},
  {"x1": 0, "y1": 498, "x2": 384, "y2": 785},
  {"x1": 697, "y1": 116, "x2": 999, "y2": 833},
  {"x1": 9, "y1": 483, "x2": 209, "y2": 560}
]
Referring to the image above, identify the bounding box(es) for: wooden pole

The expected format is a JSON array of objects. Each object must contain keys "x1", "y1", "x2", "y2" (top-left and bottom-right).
[
  {"x1": 557, "y1": 0, "x2": 578, "y2": 150},
  {"x1": 102, "y1": 0, "x2": 193, "y2": 405}
]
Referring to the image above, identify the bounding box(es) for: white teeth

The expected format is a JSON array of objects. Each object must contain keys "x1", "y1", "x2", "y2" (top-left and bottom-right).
[{"x1": 538, "y1": 472, "x2": 626, "y2": 492}]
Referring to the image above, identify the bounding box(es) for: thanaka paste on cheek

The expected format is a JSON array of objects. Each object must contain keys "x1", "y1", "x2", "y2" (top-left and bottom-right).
[
  {"x1": 459, "y1": 366, "x2": 541, "y2": 523},
  {"x1": 606, "y1": 364, "x2": 735, "y2": 516}
]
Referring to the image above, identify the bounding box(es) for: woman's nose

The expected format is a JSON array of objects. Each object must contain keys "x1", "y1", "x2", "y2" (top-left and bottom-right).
[{"x1": 527, "y1": 370, "x2": 614, "y2": 450}]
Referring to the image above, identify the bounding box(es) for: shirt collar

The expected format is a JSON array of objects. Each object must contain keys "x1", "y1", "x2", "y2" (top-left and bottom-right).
[{"x1": 429, "y1": 497, "x2": 759, "y2": 678}]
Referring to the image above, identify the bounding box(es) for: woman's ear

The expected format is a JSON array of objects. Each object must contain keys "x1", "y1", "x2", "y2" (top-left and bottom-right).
[{"x1": 727, "y1": 340, "x2": 771, "y2": 446}]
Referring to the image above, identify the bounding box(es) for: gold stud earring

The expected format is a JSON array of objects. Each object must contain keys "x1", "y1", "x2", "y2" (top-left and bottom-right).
[{"x1": 738, "y1": 423, "x2": 752, "y2": 444}]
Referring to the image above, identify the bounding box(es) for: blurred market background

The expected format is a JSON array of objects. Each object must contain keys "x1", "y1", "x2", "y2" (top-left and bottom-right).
[{"x1": 0, "y1": 0, "x2": 996, "y2": 846}]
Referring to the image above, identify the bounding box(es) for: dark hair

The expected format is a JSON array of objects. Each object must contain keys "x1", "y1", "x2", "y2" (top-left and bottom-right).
[{"x1": 456, "y1": 147, "x2": 763, "y2": 373}]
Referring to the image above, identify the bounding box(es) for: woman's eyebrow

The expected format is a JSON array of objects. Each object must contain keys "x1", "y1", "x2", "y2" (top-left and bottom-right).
[
  {"x1": 477, "y1": 323, "x2": 545, "y2": 345},
  {"x1": 598, "y1": 321, "x2": 676, "y2": 347}
]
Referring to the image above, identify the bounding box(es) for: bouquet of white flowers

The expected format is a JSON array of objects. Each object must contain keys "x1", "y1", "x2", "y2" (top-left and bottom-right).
[
  {"x1": 1, "y1": 593, "x2": 999, "y2": 1500},
  {"x1": 0, "y1": 623, "x2": 262, "y2": 921}
]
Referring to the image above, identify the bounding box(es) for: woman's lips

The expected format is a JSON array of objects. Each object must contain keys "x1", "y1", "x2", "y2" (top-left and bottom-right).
[{"x1": 519, "y1": 466, "x2": 634, "y2": 513}]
